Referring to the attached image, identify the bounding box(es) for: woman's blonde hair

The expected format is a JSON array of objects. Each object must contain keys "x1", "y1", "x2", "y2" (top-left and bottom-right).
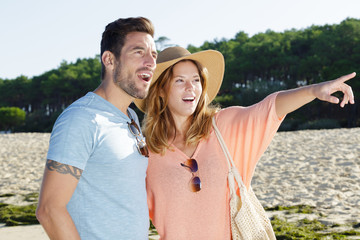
[{"x1": 142, "y1": 59, "x2": 220, "y2": 155}]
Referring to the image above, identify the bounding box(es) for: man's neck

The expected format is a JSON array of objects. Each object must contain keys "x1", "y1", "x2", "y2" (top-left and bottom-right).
[{"x1": 93, "y1": 81, "x2": 133, "y2": 116}]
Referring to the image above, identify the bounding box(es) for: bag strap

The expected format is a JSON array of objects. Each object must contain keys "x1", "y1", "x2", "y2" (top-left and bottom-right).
[
  {"x1": 212, "y1": 116, "x2": 246, "y2": 191},
  {"x1": 212, "y1": 117, "x2": 233, "y2": 169}
]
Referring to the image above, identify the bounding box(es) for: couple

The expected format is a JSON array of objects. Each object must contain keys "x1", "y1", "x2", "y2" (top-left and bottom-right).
[{"x1": 36, "y1": 17, "x2": 356, "y2": 240}]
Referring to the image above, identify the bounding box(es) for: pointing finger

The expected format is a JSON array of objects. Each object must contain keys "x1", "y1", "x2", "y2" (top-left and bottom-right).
[{"x1": 337, "y1": 72, "x2": 356, "y2": 83}]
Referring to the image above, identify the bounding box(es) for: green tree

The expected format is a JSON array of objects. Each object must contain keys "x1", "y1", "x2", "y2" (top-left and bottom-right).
[
  {"x1": 0, "y1": 19, "x2": 359, "y2": 131},
  {"x1": 0, "y1": 107, "x2": 26, "y2": 132},
  {"x1": 0, "y1": 76, "x2": 30, "y2": 109},
  {"x1": 155, "y1": 36, "x2": 173, "y2": 51}
]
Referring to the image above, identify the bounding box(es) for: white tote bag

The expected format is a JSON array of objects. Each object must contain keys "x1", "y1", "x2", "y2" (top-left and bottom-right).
[{"x1": 212, "y1": 117, "x2": 276, "y2": 240}]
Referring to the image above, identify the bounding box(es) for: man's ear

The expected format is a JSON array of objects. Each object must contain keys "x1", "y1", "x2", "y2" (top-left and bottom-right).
[{"x1": 102, "y1": 51, "x2": 114, "y2": 69}]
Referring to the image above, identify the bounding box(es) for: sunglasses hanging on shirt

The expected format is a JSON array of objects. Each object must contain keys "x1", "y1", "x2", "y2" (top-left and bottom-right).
[{"x1": 127, "y1": 110, "x2": 149, "y2": 157}]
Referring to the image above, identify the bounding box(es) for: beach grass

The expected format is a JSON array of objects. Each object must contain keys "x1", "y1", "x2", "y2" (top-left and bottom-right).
[
  {"x1": 0, "y1": 194, "x2": 16, "y2": 198},
  {"x1": 271, "y1": 216, "x2": 360, "y2": 239},
  {"x1": 267, "y1": 205, "x2": 360, "y2": 239},
  {"x1": 0, "y1": 203, "x2": 38, "y2": 226},
  {"x1": 0, "y1": 192, "x2": 39, "y2": 226},
  {"x1": 265, "y1": 204, "x2": 316, "y2": 214}
]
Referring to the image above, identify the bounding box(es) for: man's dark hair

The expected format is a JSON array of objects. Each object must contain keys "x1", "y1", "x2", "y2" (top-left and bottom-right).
[{"x1": 100, "y1": 17, "x2": 155, "y2": 79}]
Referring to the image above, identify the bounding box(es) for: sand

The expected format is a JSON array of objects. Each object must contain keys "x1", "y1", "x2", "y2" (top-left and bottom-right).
[{"x1": 0, "y1": 129, "x2": 359, "y2": 239}]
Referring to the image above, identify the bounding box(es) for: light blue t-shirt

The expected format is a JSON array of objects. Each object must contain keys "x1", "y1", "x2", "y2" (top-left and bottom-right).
[{"x1": 47, "y1": 92, "x2": 149, "y2": 240}]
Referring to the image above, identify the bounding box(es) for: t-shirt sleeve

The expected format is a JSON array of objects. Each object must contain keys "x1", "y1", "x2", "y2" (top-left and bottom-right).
[
  {"x1": 215, "y1": 92, "x2": 284, "y2": 187},
  {"x1": 46, "y1": 107, "x2": 96, "y2": 170}
]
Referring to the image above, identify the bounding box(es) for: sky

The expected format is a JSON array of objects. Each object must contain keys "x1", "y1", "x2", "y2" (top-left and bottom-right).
[{"x1": 1, "y1": 0, "x2": 359, "y2": 80}]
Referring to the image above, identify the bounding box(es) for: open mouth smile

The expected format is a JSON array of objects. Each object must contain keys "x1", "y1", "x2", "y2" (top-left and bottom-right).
[
  {"x1": 138, "y1": 73, "x2": 152, "y2": 82},
  {"x1": 182, "y1": 97, "x2": 196, "y2": 102}
]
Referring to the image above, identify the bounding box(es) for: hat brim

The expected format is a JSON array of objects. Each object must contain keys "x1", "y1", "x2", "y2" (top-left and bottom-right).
[{"x1": 134, "y1": 49, "x2": 224, "y2": 112}]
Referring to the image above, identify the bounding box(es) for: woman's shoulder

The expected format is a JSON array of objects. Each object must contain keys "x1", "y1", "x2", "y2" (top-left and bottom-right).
[
  {"x1": 215, "y1": 106, "x2": 245, "y2": 121},
  {"x1": 216, "y1": 92, "x2": 278, "y2": 119}
]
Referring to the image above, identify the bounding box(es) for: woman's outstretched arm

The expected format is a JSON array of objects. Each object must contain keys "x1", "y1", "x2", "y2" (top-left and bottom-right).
[{"x1": 275, "y1": 72, "x2": 356, "y2": 118}]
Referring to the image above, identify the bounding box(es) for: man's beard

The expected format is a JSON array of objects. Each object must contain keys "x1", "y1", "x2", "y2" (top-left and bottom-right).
[{"x1": 113, "y1": 62, "x2": 148, "y2": 99}]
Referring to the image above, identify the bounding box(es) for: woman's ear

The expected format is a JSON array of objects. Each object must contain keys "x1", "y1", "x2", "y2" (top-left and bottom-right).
[
  {"x1": 159, "y1": 89, "x2": 165, "y2": 98},
  {"x1": 159, "y1": 85, "x2": 168, "y2": 99}
]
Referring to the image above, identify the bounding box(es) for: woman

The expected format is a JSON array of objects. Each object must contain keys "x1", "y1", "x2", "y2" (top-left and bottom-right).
[{"x1": 134, "y1": 46, "x2": 355, "y2": 240}]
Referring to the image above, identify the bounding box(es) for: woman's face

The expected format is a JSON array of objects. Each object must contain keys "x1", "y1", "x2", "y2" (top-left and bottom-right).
[{"x1": 166, "y1": 60, "x2": 203, "y2": 119}]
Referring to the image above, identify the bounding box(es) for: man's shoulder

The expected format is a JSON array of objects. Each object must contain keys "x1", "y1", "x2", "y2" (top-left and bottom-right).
[
  {"x1": 52, "y1": 93, "x2": 99, "y2": 129},
  {"x1": 67, "y1": 92, "x2": 96, "y2": 109},
  {"x1": 62, "y1": 93, "x2": 102, "y2": 116}
]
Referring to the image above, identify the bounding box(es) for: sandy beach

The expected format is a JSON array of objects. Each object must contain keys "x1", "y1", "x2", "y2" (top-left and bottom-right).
[{"x1": 0, "y1": 129, "x2": 359, "y2": 239}]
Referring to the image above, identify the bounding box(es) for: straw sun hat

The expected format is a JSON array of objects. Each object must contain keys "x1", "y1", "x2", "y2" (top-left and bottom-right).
[{"x1": 134, "y1": 46, "x2": 225, "y2": 112}]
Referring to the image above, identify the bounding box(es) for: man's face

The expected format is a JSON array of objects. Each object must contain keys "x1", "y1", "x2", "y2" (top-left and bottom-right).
[{"x1": 113, "y1": 32, "x2": 157, "y2": 99}]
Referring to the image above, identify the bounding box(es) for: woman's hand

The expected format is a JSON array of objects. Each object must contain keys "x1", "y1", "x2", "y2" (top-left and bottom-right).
[{"x1": 312, "y1": 72, "x2": 355, "y2": 107}]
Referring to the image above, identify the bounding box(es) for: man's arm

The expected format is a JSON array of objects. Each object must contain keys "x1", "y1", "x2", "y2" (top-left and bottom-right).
[
  {"x1": 36, "y1": 160, "x2": 83, "y2": 240},
  {"x1": 275, "y1": 72, "x2": 356, "y2": 118}
]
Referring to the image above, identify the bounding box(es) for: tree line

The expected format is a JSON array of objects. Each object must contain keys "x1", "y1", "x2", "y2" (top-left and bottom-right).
[{"x1": 0, "y1": 18, "x2": 359, "y2": 132}]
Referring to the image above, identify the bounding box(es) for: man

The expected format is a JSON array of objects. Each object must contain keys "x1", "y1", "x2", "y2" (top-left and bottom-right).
[{"x1": 36, "y1": 17, "x2": 157, "y2": 239}]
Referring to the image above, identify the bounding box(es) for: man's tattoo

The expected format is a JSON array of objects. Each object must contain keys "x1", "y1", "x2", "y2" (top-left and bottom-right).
[{"x1": 46, "y1": 160, "x2": 83, "y2": 180}]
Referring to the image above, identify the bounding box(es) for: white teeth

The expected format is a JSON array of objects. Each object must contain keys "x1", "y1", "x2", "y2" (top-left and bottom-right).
[
  {"x1": 183, "y1": 97, "x2": 195, "y2": 101},
  {"x1": 140, "y1": 73, "x2": 150, "y2": 78}
]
